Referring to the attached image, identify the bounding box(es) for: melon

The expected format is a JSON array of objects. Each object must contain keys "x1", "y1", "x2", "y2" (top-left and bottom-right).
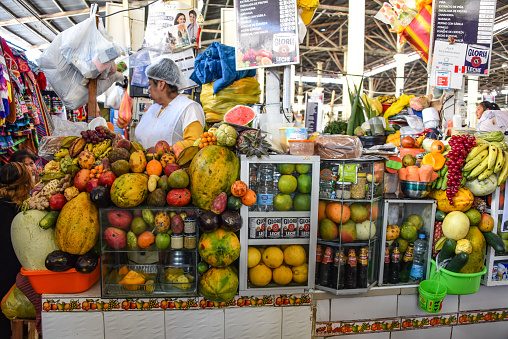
[
  {"x1": 442, "y1": 211, "x2": 470, "y2": 241},
  {"x1": 198, "y1": 228, "x2": 240, "y2": 267},
  {"x1": 223, "y1": 105, "x2": 256, "y2": 126},
  {"x1": 199, "y1": 266, "x2": 238, "y2": 302}
]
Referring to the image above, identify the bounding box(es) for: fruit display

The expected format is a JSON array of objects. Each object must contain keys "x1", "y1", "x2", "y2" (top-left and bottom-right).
[{"x1": 247, "y1": 245, "x2": 308, "y2": 287}]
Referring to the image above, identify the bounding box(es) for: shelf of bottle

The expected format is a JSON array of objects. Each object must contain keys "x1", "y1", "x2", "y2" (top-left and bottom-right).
[
  {"x1": 248, "y1": 238, "x2": 310, "y2": 246},
  {"x1": 101, "y1": 248, "x2": 197, "y2": 253},
  {"x1": 493, "y1": 255, "x2": 508, "y2": 261},
  {"x1": 248, "y1": 211, "x2": 311, "y2": 218},
  {"x1": 314, "y1": 282, "x2": 375, "y2": 295},
  {"x1": 319, "y1": 196, "x2": 383, "y2": 204},
  {"x1": 317, "y1": 238, "x2": 377, "y2": 247}
]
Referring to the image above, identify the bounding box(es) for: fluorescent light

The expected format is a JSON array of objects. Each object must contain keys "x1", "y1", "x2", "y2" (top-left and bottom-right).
[
  {"x1": 294, "y1": 75, "x2": 343, "y2": 84},
  {"x1": 364, "y1": 52, "x2": 420, "y2": 77}
]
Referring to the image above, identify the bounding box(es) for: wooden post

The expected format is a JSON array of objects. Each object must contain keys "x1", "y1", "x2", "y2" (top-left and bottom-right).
[{"x1": 87, "y1": 15, "x2": 100, "y2": 122}]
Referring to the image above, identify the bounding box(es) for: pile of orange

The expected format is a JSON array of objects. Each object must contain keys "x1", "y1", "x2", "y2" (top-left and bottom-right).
[{"x1": 198, "y1": 132, "x2": 217, "y2": 149}]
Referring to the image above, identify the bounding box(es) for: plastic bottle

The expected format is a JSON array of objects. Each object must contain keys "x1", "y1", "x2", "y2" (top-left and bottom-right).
[
  {"x1": 409, "y1": 233, "x2": 428, "y2": 282},
  {"x1": 256, "y1": 164, "x2": 274, "y2": 212},
  {"x1": 248, "y1": 164, "x2": 258, "y2": 211}
]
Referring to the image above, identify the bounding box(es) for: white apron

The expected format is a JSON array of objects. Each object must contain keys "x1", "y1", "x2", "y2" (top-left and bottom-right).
[{"x1": 135, "y1": 95, "x2": 192, "y2": 149}]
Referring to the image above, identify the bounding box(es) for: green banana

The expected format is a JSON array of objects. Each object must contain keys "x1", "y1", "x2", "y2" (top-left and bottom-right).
[
  {"x1": 469, "y1": 157, "x2": 489, "y2": 179},
  {"x1": 498, "y1": 151, "x2": 508, "y2": 185},
  {"x1": 478, "y1": 167, "x2": 495, "y2": 181},
  {"x1": 466, "y1": 143, "x2": 489, "y2": 162},
  {"x1": 478, "y1": 131, "x2": 505, "y2": 142},
  {"x1": 487, "y1": 144, "x2": 498, "y2": 170},
  {"x1": 494, "y1": 148, "x2": 505, "y2": 174},
  {"x1": 463, "y1": 149, "x2": 489, "y2": 171}
]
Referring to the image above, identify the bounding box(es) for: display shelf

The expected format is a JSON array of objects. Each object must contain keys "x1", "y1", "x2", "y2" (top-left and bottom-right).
[
  {"x1": 317, "y1": 239, "x2": 377, "y2": 247},
  {"x1": 248, "y1": 211, "x2": 311, "y2": 218},
  {"x1": 493, "y1": 255, "x2": 508, "y2": 261},
  {"x1": 248, "y1": 238, "x2": 310, "y2": 246},
  {"x1": 319, "y1": 196, "x2": 383, "y2": 204},
  {"x1": 314, "y1": 282, "x2": 375, "y2": 296},
  {"x1": 101, "y1": 249, "x2": 197, "y2": 253}
]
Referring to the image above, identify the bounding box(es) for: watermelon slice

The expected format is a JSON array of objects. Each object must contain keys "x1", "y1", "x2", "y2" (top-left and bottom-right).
[{"x1": 223, "y1": 105, "x2": 256, "y2": 126}]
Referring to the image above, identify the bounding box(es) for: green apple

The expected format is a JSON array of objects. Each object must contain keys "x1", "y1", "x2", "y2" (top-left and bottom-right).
[{"x1": 155, "y1": 233, "x2": 170, "y2": 250}]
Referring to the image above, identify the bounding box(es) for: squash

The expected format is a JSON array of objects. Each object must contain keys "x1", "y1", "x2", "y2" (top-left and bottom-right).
[
  {"x1": 430, "y1": 188, "x2": 474, "y2": 213},
  {"x1": 55, "y1": 192, "x2": 99, "y2": 255},
  {"x1": 11, "y1": 210, "x2": 59, "y2": 270}
]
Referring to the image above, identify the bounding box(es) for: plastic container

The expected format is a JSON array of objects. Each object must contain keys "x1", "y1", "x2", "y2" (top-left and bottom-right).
[
  {"x1": 400, "y1": 180, "x2": 432, "y2": 198},
  {"x1": 288, "y1": 140, "x2": 315, "y2": 155},
  {"x1": 279, "y1": 127, "x2": 308, "y2": 152},
  {"x1": 359, "y1": 135, "x2": 386, "y2": 148},
  {"x1": 21, "y1": 266, "x2": 100, "y2": 294},
  {"x1": 429, "y1": 260, "x2": 487, "y2": 295},
  {"x1": 418, "y1": 279, "x2": 447, "y2": 313}
]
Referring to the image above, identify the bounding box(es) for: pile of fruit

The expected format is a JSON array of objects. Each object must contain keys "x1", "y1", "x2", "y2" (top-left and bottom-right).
[
  {"x1": 273, "y1": 163, "x2": 312, "y2": 212},
  {"x1": 386, "y1": 214, "x2": 425, "y2": 250},
  {"x1": 318, "y1": 201, "x2": 378, "y2": 242},
  {"x1": 247, "y1": 245, "x2": 308, "y2": 287}
]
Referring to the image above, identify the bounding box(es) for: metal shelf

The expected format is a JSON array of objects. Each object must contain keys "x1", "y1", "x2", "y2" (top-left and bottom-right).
[
  {"x1": 248, "y1": 211, "x2": 311, "y2": 218},
  {"x1": 317, "y1": 238, "x2": 377, "y2": 247},
  {"x1": 319, "y1": 196, "x2": 383, "y2": 203},
  {"x1": 314, "y1": 282, "x2": 376, "y2": 295},
  {"x1": 493, "y1": 255, "x2": 508, "y2": 261},
  {"x1": 248, "y1": 238, "x2": 310, "y2": 246}
]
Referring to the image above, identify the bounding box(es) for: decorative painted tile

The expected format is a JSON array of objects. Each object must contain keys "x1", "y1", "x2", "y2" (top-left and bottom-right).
[
  {"x1": 315, "y1": 321, "x2": 337, "y2": 336},
  {"x1": 369, "y1": 318, "x2": 401, "y2": 332},
  {"x1": 401, "y1": 314, "x2": 456, "y2": 330}
]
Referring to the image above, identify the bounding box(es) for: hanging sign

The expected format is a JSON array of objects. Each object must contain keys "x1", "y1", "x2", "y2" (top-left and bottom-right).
[{"x1": 234, "y1": 0, "x2": 300, "y2": 70}]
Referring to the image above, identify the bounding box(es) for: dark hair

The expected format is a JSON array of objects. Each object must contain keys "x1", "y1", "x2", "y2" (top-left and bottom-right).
[
  {"x1": 11, "y1": 149, "x2": 37, "y2": 163},
  {"x1": 148, "y1": 78, "x2": 179, "y2": 94},
  {"x1": 189, "y1": 10, "x2": 197, "y2": 17},
  {"x1": 479, "y1": 101, "x2": 500, "y2": 111},
  {"x1": 174, "y1": 13, "x2": 186, "y2": 25},
  {"x1": 0, "y1": 162, "x2": 33, "y2": 205}
]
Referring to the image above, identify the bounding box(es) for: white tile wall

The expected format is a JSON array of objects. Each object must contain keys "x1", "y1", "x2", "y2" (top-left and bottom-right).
[
  {"x1": 397, "y1": 294, "x2": 459, "y2": 316},
  {"x1": 104, "y1": 311, "x2": 165, "y2": 339},
  {"x1": 459, "y1": 285, "x2": 508, "y2": 311},
  {"x1": 330, "y1": 295, "x2": 398, "y2": 321},
  {"x1": 451, "y1": 322, "x2": 508, "y2": 339},
  {"x1": 225, "y1": 307, "x2": 282, "y2": 339},
  {"x1": 282, "y1": 306, "x2": 312, "y2": 339},
  {"x1": 316, "y1": 299, "x2": 330, "y2": 322},
  {"x1": 165, "y1": 309, "x2": 224, "y2": 339},
  {"x1": 391, "y1": 327, "x2": 451, "y2": 339},
  {"x1": 42, "y1": 312, "x2": 104, "y2": 339}
]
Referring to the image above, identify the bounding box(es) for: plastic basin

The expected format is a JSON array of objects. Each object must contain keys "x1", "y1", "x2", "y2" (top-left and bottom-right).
[
  {"x1": 429, "y1": 260, "x2": 486, "y2": 295},
  {"x1": 21, "y1": 266, "x2": 100, "y2": 294}
]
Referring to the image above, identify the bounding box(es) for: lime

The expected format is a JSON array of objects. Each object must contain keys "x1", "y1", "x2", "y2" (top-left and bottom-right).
[
  {"x1": 297, "y1": 174, "x2": 311, "y2": 193},
  {"x1": 293, "y1": 193, "x2": 311, "y2": 211},
  {"x1": 278, "y1": 175, "x2": 297, "y2": 194},
  {"x1": 277, "y1": 164, "x2": 295, "y2": 174},
  {"x1": 197, "y1": 261, "x2": 209, "y2": 274},
  {"x1": 274, "y1": 194, "x2": 293, "y2": 211},
  {"x1": 296, "y1": 164, "x2": 311, "y2": 174}
]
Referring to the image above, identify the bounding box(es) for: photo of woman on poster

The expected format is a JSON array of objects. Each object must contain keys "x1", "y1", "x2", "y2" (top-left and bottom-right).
[{"x1": 174, "y1": 13, "x2": 191, "y2": 47}]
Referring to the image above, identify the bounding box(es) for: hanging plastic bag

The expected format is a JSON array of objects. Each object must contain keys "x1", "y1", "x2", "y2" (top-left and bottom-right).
[
  {"x1": 105, "y1": 84, "x2": 124, "y2": 110},
  {"x1": 201, "y1": 77, "x2": 261, "y2": 122},
  {"x1": 1, "y1": 285, "x2": 36, "y2": 320},
  {"x1": 117, "y1": 92, "x2": 133, "y2": 129}
]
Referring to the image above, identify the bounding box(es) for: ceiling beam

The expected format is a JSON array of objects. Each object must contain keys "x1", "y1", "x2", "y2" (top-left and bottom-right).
[
  {"x1": 0, "y1": 2, "x2": 51, "y2": 42},
  {"x1": 12, "y1": 0, "x2": 62, "y2": 35},
  {"x1": 0, "y1": 7, "x2": 106, "y2": 27}
]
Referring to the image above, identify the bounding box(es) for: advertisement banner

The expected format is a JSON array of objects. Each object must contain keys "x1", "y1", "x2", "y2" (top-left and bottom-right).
[{"x1": 234, "y1": 0, "x2": 300, "y2": 70}]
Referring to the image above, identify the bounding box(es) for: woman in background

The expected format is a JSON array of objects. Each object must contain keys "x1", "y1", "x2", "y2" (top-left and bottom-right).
[
  {"x1": 0, "y1": 163, "x2": 33, "y2": 338},
  {"x1": 11, "y1": 149, "x2": 39, "y2": 183},
  {"x1": 476, "y1": 101, "x2": 508, "y2": 132}
]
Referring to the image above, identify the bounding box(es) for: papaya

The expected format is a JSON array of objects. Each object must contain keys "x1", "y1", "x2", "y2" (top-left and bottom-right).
[{"x1": 460, "y1": 226, "x2": 486, "y2": 274}]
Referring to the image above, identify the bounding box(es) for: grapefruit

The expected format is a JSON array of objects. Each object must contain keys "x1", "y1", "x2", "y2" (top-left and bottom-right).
[
  {"x1": 277, "y1": 164, "x2": 295, "y2": 174},
  {"x1": 248, "y1": 247, "x2": 262, "y2": 268},
  {"x1": 319, "y1": 218, "x2": 338, "y2": 240},
  {"x1": 274, "y1": 194, "x2": 293, "y2": 211},
  {"x1": 249, "y1": 263, "x2": 272, "y2": 287},
  {"x1": 278, "y1": 175, "x2": 297, "y2": 194},
  {"x1": 292, "y1": 264, "x2": 308, "y2": 284},
  {"x1": 297, "y1": 174, "x2": 312, "y2": 193},
  {"x1": 283, "y1": 245, "x2": 307, "y2": 266},
  {"x1": 262, "y1": 246, "x2": 284, "y2": 268},
  {"x1": 295, "y1": 164, "x2": 311, "y2": 174},
  {"x1": 325, "y1": 203, "x2": 350, "y2": 224},
  {"x1": 272, "y1": 265, "x2": 293, "y2": 285},
  {"x1": 293, "y1": 194, "x2": 311, "y2": 211}
]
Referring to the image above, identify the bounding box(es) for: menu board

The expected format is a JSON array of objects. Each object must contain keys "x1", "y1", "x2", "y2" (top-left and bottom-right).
[{"x1": 234, "y1": 0, "x2": 299, "y2": 70}]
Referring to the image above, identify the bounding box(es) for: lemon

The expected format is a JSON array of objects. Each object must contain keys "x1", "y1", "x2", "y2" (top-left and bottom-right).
[
  {"x1": 248, "y1": 247, "x2": 261, "y2": 268},
  {"x1": 283, "y1": 245, "x2": 307, "y2": 266},
  {"x1": 262, "y1": 246, "x2": 284, "y2": 268},
  {"x1": 249, "y1": 263, "x2": 272, "y2": 287},
  {"x1": 272, "y1": 265, "x2": 293, "y2": 285},
  {"x1": 292, "y1": 264, "x2": 308, "y2": 284}
]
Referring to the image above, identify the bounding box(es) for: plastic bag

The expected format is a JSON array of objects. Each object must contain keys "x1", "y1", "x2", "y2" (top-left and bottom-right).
[
  {"x1": 1, "y1": 285, "x2": 36, "y2": 320},
  {"x1": 201, "y1": 77, "x2": 260, "y2": 122},
  {"x1": 104, "y1": 85, "x2": 124, "y2": 109},
  {"x1": 117, "y1": 92, "x2": 133, "y2": 129},
  {"x1": 315, "y1": 135, "x2": 363, "y2": 159},
  {"x1": 38, "y1": 117, "x2": 88, "y2": 159}
]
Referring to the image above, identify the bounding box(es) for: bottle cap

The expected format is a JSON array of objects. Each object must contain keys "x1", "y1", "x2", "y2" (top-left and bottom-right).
[{"x1": 418, "y1": 233, "x2": 426, "y2": 239}]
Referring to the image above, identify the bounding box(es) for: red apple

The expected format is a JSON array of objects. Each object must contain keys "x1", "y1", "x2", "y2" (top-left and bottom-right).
[
  {"x1": 164, "y1": 163, "x2": 180, "y2": 176},
  {"x1": 74, "y1": 169, "x2": 91, "y2": 192},
  {"x1": 107, "y1": 210, "x2": 133, "y2": 231},
  {"x1": 98, "y1": 171, "x2": 116, "y2": 187},
  {"x1": 86, "y1": 178, "x2": 99, "y2": 193},
  {"x1": 104, "y1": 227, "x2": 126, "y2": 249},
  {"x1": 49, "y1": 193, "x2": 66, "y2": 210},
  {"x1": 155, "y1": 140, "x2": 171, "y2": 156}
]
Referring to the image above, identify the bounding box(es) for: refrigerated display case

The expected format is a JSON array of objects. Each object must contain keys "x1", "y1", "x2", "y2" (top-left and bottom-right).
[
  {"x1": 377, "y1": 199, "x2": 436, "y2": 288},
  {"x1": 99, "y1": 207, "x2": 200, "y2": 298},
  {"x1": 316, "y1": 157, "x2": 384, "y2": 295},
  {"x1": 238, "y1": 155, "x2": 320, "y2": 295}
]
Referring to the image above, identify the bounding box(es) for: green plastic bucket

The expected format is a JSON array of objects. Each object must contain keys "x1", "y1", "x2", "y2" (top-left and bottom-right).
[
  {"x1": 429, "y1": 260, "x2": 486, "y2": 295},
  {"x1": 418, "y1": 279, "x2": 447, "y2": 313}
]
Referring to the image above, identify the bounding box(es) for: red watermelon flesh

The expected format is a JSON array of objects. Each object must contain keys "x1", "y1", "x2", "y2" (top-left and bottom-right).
[{"x1": 223, "y1": 105, "x2": 256, "y2": 126}]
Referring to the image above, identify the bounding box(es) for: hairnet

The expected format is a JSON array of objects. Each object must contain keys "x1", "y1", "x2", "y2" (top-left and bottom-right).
[{"x1": 145, "y1": 57, "x2": 185, "y2": 88}]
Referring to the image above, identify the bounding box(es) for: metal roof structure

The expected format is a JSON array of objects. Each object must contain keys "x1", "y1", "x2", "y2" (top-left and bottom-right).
[{"x1": 1, "y1": 0, "x2": 508, "y2": 99}]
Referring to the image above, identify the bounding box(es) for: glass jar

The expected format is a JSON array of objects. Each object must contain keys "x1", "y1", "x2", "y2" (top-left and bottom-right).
[
  {"x1": 335, "y1": 182, "x2": 351, "y2": 199},
  {"x1": 171, "y1": 235, "x2": 184, "y2": 249},
  {"x1": 319, "y1": 167, "x2": 335, "y2": 199},
  {"x1": 351, "y1": 173, "x2": 367, "y2": 199},
  {"x1": 184, "y1": 234, "x2": 196, "y2": 249}
]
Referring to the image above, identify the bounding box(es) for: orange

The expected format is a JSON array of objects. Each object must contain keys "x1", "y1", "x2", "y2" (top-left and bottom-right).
[
  {"x1": 137, "y1": 231, "x2": 155, "y2": 249},
  {"x1": 318, "y1": 201, "x2": 327, "y2": 222},
  {"x1": 325, "y1": 202, "x2": 350, "y2": 224},
  {"x1": 146, "y1": 159, "x2": 163, "y2": 176}
]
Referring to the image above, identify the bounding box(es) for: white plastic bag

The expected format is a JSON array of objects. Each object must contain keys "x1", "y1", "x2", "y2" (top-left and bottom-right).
[{"x1": 104, "y1": 85, "x2": 124, "y2": 109}]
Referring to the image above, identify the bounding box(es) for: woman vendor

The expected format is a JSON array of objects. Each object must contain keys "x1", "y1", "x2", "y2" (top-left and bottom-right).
[
  {"x1": 134, "y1": 58, "x2": 204, "y2": 155},
  {"x1": 476, "y1": 101, "x2": 508, "y2": 132}
]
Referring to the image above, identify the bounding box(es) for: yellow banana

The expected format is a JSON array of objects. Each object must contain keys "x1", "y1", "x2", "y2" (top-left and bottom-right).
[
  {"x1": 478, "y1": 167, "x2": 494, "y2": 181},
  {"x1": 494, "y1": 149, "x2": 505, "y2": 174},
  {"x1": 498, "y1": 151, "x2": 508, "y2": 185},
  {"x1": 463, "y1": 149, "x2": 489, "y2": 171},
  {"x1": 487, "y1": 144, "x2": 498, "y2": 170},
  {"x1": 466, "y1": 143, "x2": 489, "y2": 162},
  {"x1": 468, "y1": 157, "x2": 489, "y2": 179}
]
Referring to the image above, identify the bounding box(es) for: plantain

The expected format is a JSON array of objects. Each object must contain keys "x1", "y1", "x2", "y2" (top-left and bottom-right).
[
  {"x1": 466, "y1": 143, "x2": 489, "y2": 162},
  {"x1": 497, "y1": 151, "x2": 508, "y2": 186},
  {"x1": 487, "y1": 144, "x2": 498, "y2": 170},
  {"x1": 478, "y1": 167, "x2": 495, "y2": 181},
  {"x1": 463, "y1": 149, "x2": 489, "y2": 171},
  {"x1": 60, "y1": 136, "x2": 79, "y2": 148},
  {"x1": 494, "y1": 148, "x2": 505, "y2": 174},
  {"x1": 68, "y1": 138, "x2": 86, "y2": 158},
  {"x1": 468, "y1": 157, "x2": 489, "y2": 180}
]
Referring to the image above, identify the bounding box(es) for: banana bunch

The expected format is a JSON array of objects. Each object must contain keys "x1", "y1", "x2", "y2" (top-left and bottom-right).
[
  {"x1": 432, "y1": 165, "x2": 449, "y2": 190},
  {"x1": 463, "y1": 142, "x2": 508, "y2": 184},
  {"x1": 92, "y1": 139, "x2": 112, "y2": 159}
]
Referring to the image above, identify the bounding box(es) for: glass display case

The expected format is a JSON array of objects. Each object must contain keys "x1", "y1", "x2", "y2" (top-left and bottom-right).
[
  {"x1": 316, "y1": 158, "x2": 384, "y2": 295},
  {"x1": 99, "y1": 207, "x2": 199, "y2": 298}
]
